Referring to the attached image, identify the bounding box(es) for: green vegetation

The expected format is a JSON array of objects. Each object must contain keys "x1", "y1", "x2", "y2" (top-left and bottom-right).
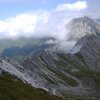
[
  {"x1": 58, "y1": 54, "x2": 85, "y2": 69},
  {"x1": 63, "y1": 93, "x2": 100, "y2": 100},
  {"x1": 44, "y1": 65, "x2": 78, "y2": 87},
  {"x1": 0, "y1": 73, "x2": 61, "y2": 100},
  {"x1": 72, "y1": 69, "x2": 100, "y2": 87},
  {"x1": 39, "y1": 55, "x2": 79, "y2": 87},
  {"x1": 75, "y1": 53, "x2": 88, "y2": 66},
  {"x1": 0, "y1": 37, "x2": 45, "y2": 54},
  {"x1": 42, "y1": 74, "x2": 56, "y2": 84},
  {"x1": 11, "y1": 54, "x2": 33, "y2": 63},
  {"x1": 1, "y1": 72, "x2": 99, "y2": 100},
  {"x1": 75, "y1": 53, "x2": 84, "y2": 60},
  {"x1": 54, "y1": 59, "x2": 70, "y2": 72}
]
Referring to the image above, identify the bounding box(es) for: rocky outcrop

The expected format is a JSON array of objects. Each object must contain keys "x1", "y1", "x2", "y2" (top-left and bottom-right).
[
  {"x1": 70, "y1": 34, "x2": 100, "y2": 70},
  {"x1": 67, "y1": 16, "x2": 100, "y2": 40}
]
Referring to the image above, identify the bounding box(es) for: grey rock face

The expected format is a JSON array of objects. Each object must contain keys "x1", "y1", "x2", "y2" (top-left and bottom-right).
[
  {"x1": 70, "y1": 35, "x2": 100, "y2": 70},
  {"x1": 67, "y1": 16, "x2": 100, "y2": 40}
]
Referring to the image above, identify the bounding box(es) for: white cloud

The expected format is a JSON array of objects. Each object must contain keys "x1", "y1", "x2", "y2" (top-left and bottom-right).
[
  {"x1": 0, "y1": 11, "x2": 71, "y2": 40},
  {"x1": 56, "y1": 1, "x2": 87, "y2": 11},
  {"x1": 0, "y1": 1, "x2": 88, "y2": 40},
  {"x1": 0, "y1": 13, "x2": 37, "y2": 38}
]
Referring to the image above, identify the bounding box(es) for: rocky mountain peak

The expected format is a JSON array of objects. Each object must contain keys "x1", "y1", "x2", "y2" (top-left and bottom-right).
[{"x1": 67, "y1": 16, "x2": 100, "y2": 41}]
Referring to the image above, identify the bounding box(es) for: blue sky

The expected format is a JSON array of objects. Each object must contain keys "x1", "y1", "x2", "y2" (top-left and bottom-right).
[
  {"x1": 0, "y1": 0, "x2": 100, "y2": 19},
  {"x1": 0, "y1": 0, "x2": 98, "y2": 19},
  {"x1": 0, "y1": 0, "x2": 99, "y2": 39}
]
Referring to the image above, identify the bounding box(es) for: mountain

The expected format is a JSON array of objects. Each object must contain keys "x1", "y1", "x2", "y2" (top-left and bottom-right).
[
  {"x1": 70, "y1": 34, "x2": 100, "y2": 70},
  {"x1": 21, "y1": 35, "x2": 100, "y2": 97},
  {"x1": 0, "y1": 70, "x2": 61, "y2": 100},
  {"x1": 0, "y1": 38, "x2": 39, "y2": 54},
  {"x1": 0, "y1": 16, "x2": 100, "y2": 99},
  {"x1": 0, "y1": 34, "x2": 100, "y2": 99},
  {"x1": 0, "y1": 37, "x2": 52, "y2": 55},
  {"x1": 2, "y1": 44, "x2": 53, "y2": 57},
  {"x1": 22, "y1": 36, "x2": 100, "y2": 94},
  {"x1": 1, "y1": 16, "x2": 100, "y2": 57},
  {"x1": 45, "y1": 16, "x2": 100, "y2": 53},
  {"x1": 0, "y1": 57, "x2": 62, "y2": 100},
  {"x1": 0, "y1": 37, "x2": 54, "y2": 62},
  {"x1": 67, "y1": 16, "x2": 100, "y2": 41},
  {"x1": 95, "y1": 19, "x2": 100, "y2": 23}
]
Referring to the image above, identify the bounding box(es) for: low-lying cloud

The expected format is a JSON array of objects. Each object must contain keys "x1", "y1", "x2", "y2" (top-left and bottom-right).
[{"x1": 0, "y1": 1, "x2": 87, "y2": 40}]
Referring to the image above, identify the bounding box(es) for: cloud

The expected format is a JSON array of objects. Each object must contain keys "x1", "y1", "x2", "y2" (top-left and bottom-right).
[
  {"x1": 56, "y1": 1, "x2": 87, "y2": 11},
  {"x1": 0, "y1": 13, "x2": 37, "y2": 38},
  {"x1": 0, "y1": 1, "x2": 87, "y2": 40},
  {"x1": 0, "y1": 11, "x2": 70, "y2": 40}
]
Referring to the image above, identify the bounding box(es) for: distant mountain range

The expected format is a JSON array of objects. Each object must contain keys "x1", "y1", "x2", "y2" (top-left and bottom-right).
[{"x1": 0, "y1": 16, "x2": 100, "y2": 100}]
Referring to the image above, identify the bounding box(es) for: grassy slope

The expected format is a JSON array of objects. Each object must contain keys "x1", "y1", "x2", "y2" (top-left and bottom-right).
[
  {"x1": 0, "y1": 38, "x2": 44, "y2": 54},
  {"x1": 0, "y1": 73, "x2": 61, "y2": 100},
  {"x1": 1, "y1": 73, "x2": 99, "y2": 100}
]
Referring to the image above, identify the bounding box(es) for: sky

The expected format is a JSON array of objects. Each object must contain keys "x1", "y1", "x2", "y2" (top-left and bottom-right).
[{"x1": 0, "y1": 0, "x2": 99, "y2": 39}]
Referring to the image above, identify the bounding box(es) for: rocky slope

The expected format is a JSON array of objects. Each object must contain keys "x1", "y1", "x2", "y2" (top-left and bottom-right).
[
  {"x1": 0, "y1": 71, "x2": 61, "y2": 100},
  {"x1": 67, "y1": 16, "x2": 100, "y2": 40},
  {"x1": 0, "y1": 34, "x2": 100, "y2": 99},
  {"x1": 21, "y1": 34, "x2": 100, "y2": 98},
  {"x1": 70, "y1": 34, "x2": 100, "y2": 70}
]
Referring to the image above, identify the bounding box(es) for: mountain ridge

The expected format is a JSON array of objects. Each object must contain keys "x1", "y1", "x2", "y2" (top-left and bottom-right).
[{"x1": 0, "y1": 16, "x2": 100, "y2": 99}]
